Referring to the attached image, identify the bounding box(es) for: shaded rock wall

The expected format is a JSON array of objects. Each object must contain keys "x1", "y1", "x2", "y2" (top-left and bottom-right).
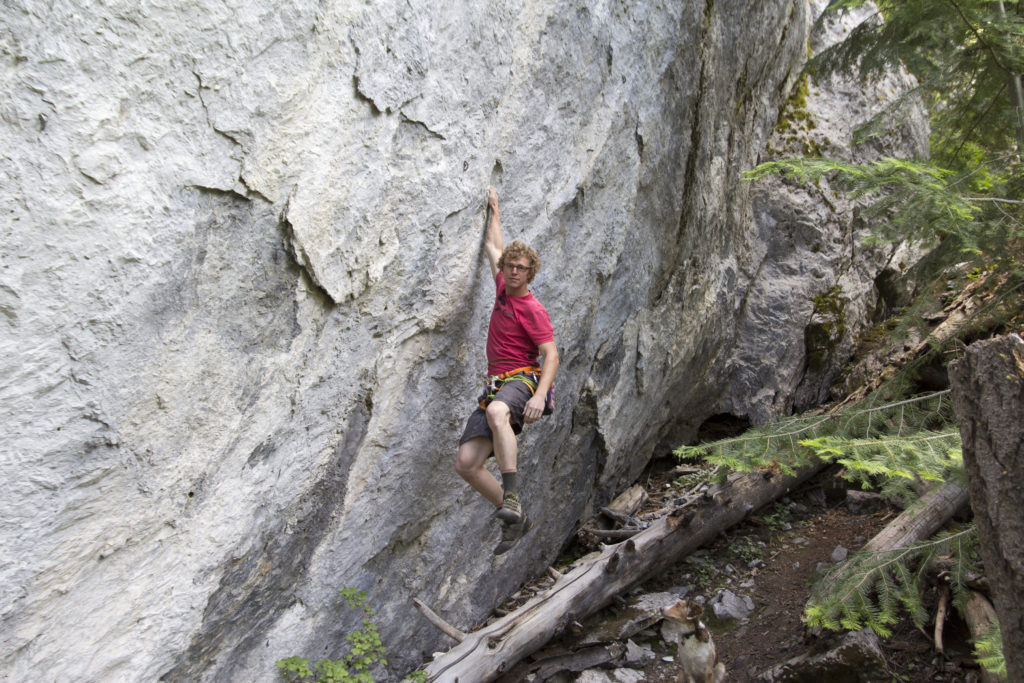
[{"x1": 0, "y1": 0, "x2": 924, "y2": 680}]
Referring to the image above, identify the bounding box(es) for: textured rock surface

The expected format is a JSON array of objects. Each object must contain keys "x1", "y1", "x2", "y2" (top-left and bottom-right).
[
  {"x1": 0, "y1": 0, "x2": 925, "y2": 680},
  {"x1": 721, "y1": 5, "x2": 930, "y2": 423}
]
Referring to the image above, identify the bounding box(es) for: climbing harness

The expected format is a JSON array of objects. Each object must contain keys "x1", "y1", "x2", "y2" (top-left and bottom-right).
[{"x1": 478, "y1": 365, "x2": 554, "y2": 415}]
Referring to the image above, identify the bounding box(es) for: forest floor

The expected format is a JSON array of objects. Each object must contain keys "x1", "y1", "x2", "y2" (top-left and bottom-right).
[
  {"x1": 601, "y1": 459, "x2": 979, "y2": 682},
  {"x1": 508, "y1": 457, "x2": 983, "y2": 683}
]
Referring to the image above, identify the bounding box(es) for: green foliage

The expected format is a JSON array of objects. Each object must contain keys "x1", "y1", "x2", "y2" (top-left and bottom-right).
[
  {"x1": 770, "y1": 73, "x2": 832, "y2": 157},
  {"x1": 974, "y1": 621, "x2": 1008, "y2": 677},
  {"x1": 800, "y1": 429, "x2": 963, "y2": 503},
  {"x1": 730, "y1": 535, "x2": 767, "y2": 565},
  {"x1": 275, "y1": 588, "x2": 426, "y2": 683},
  {"x1": 675, "y1": 389, "x2": 957, "y2": 488},
  {"x1": 731, "y1": 2, "x2": 1021, "y2": 673},
  {"x1": 675, "y1": 388, "x2": 989, "y2": 655},
  {"x1": 745, "y1": 157, "x2": 1006, "y2": 253},
  {"x1": 805, "y1": 526, "x2": 980, "y2": 636},
  {"x1": 811, "y1": 0, "x2": 1024, "y2": 165},
  {"x1": 751, "y1": 1, "x2": 1024, "y2": 262},
  {"x1": 682, "y1": 553, "x2": 720, "y2": 589},
  {"x1": 763, "y1": 500, "x2": 796, "y2": 532}
]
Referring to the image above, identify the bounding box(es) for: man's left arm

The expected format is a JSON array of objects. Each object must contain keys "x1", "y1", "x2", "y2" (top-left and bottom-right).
[{"x1": 524, "y1": 341, "x2": 559, "y2": 424}]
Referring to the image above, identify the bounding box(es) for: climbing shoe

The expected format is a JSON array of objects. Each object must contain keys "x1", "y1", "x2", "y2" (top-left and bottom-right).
[
  {"x1": 495, "y1": 491, "x2": 523, "y2": 524},
  {"x1": 495, "y1": 515, "x2": 533, "y2": 555}
]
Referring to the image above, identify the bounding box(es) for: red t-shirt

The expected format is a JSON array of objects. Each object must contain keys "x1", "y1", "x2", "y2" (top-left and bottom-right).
[{"x1": 486, "y1": 272, "x2": 554, "y2": 375}]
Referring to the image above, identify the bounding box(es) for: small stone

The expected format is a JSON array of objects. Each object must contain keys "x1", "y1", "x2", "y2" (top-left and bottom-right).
[
  {"x1": 831, "y1": 545, "x2": 849, "y2": 563},
  {"x1": 712, "y1": 589, "x2": 754, "y2": 620},
  {"x1": 624, "y1": 639, "x2": 655, "y2": 665}
]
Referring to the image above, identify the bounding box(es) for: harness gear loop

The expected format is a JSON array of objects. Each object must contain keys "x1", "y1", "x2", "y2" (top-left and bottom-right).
[{"x1": 478, "y1": 366, "x2": 541, "y2": 409}]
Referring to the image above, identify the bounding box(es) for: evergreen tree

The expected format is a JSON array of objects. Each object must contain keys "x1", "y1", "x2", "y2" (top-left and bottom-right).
[
  {"x1": 726, "y1": 2, "x2": 1024, "y2": 675},
  {"x1": 753, "y1": 0, "x2": 1024, "y2": 259}
]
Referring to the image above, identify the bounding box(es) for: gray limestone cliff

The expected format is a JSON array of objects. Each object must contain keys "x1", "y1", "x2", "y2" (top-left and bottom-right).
[{"x1": 0, "y1": 1, "x2": 925, "y2": 680}]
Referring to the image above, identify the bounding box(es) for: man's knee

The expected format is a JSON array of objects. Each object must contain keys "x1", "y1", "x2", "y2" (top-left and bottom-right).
[
  {"x1": 455, "y1": 439, "x2": 488, "y2": 478},
  {"x1": 485, "y1": 400, "x2": 511, "y2": 430}
]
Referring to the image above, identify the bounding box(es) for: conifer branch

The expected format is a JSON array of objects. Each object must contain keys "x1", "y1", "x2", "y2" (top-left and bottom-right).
[{"x1": 806, "y1": 527, "x2": 979, "y2": 635}]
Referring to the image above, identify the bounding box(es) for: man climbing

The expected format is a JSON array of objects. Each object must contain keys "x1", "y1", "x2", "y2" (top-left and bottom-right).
[{"x1": 455, "y1": 186, "x2": 559, "y2": 555}]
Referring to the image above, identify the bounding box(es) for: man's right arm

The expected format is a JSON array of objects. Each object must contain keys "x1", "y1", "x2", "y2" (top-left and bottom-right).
[{"x1": 484, "y1": 187, "x2": 503, "y2": 279}]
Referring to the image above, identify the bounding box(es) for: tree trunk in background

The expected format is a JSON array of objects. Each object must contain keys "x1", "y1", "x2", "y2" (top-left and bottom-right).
[{"x1": 949, "y1": 334, "x2": 1024, "y2": 682}]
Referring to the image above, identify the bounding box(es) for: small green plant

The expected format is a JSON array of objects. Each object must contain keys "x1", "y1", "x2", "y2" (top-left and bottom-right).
[
  {"x1": 683, "y1": 553, "x2": 719, "y2": 589},
  {"x1": 763, "y1": 501, "x2": 794, "y2": 532},
  {"x1": 276, "y1": 587, "x2": 426, "y2": 683},
  {"x1": 729, "y1": 535, "x2": 766, "y2": 565},
  {"x1": 673, "y1": 468, "x2": 712, "y2": 491}
]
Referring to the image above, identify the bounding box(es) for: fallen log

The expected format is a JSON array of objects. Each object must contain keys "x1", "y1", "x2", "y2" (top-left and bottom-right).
[
  {"x1": 494, "y1": 643, "x2": 625, "y2": 682},
  {"x1": 420, "y1": 461, "x2": 828, "y2": 682},
  {"x1": 603, "y1": 484, "x2": 647, "y2": 519},
  {"x1": 835, "y1": 271, "x2": 1004, "y2": 408},
  {"x1": 861, "y1": 482, "x2": 968, "y2": 553}
]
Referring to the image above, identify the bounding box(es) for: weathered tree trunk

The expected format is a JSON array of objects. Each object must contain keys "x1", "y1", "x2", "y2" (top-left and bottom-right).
[
  {"x1": 949, "y1": 333, "x2": 1024, "y2": 682},
  {"x1": 861, "y1": 483, "x2": 968, "y2": 553},
  {"x1": 421, "y1": 463, "x2": 828, "y2": 682}
]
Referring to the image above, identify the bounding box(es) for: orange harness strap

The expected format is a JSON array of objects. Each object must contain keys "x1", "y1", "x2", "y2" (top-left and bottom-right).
[{"x1": 478, "y1": 366, "x2": 542, "y2": 410}]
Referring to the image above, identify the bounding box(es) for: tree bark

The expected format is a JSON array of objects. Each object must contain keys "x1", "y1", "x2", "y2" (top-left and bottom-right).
[
  {"x1": 949, "y1": 333, "x2": 1024, "y2": 682},
  {"x1": 860, "y1": 483, "x2": 968, "y2": 553},
  {"x1": 420, "y1": 462, "x2": 828, "y2": 682}
]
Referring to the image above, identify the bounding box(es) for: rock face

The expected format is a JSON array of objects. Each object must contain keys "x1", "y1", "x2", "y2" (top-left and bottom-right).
[{"x1": 0, "y1": 0, "x2": 925, "y2": 680}]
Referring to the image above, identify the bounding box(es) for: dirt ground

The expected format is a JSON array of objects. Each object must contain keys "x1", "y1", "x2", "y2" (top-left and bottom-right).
[{"x1": 627, "y1": 463, "x2": 981, "y2": 682}]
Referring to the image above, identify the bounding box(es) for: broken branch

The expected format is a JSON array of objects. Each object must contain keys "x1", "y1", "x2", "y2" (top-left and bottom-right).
[{"x1": 413, "y1": 597, "x2": 466, "y2": 643}]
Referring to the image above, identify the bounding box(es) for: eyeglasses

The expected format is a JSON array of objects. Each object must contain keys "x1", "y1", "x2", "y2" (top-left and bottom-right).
[{"x1": 504, "y1": 263, "x2": 531, "y2": 273}]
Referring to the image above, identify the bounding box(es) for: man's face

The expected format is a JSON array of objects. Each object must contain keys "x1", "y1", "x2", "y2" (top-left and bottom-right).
[{"x1": 503, "y1": 258, "x2": 532, "y2": 288}]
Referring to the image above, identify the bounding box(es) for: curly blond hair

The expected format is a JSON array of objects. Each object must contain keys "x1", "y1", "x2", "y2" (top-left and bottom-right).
[{"x1": 497, "y1": 240, "x2": 540, "y2": 283}]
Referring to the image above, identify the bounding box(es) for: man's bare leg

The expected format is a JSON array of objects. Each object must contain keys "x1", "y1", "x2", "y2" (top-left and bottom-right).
[
  {"x1": 485, "y1": 400, "x2": 518, "y2": 478},
  {"x1": 486, "y1": 400, "x2": 524, "y2": 523},
  {"x1": 455, "y1": 437, "x2": 503, "y2": 508}
]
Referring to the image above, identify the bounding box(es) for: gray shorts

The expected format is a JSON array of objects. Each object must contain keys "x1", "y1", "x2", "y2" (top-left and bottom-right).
[{"x1": 458, "y1": 378, "x2": 535, "y2": 445}]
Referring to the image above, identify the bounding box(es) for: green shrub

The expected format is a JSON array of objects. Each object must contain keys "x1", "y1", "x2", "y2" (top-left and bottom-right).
[{"x1": 275, "y1": 587, "x2": 426, "y2": 683}]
